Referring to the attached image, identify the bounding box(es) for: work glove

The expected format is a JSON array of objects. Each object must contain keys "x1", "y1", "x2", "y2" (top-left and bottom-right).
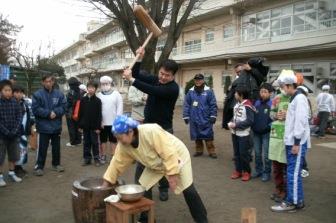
[
  {"x1": 210, "y1": 117, "x2": 216, "y2": 124},
  {"x1": 184, "y1": 119, "x2": 189, "y2": 125}
]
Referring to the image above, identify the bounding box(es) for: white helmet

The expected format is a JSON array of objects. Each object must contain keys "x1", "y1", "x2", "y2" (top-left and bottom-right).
[
  {"x1": 100, "y1": 76, "x2": 113, "y2": 84},
  {"x1": 322, "y1": 85, "x2": 330, "y2": 91}
]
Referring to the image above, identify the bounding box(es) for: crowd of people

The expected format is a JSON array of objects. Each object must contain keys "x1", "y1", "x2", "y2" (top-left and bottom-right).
[{"x1": 0, "y1": 45, "x2": 335, "y2": 222}]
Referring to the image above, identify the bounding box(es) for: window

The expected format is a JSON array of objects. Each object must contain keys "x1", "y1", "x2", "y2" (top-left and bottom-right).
[
  {"x1": 222, "y1": 72, "x2": 232, "y2": 92},
  {"x1": 205, "y1": 28, "x2": 215, "y2": 42},
  {"x1": 203, "y1": 72, "x2": 213, "y2": 86},
  {"x1": 156, "y1": 39, "x2": 166, "y2": 51},
  {"x1": 223, "y1": 25, "x2": 235, "y2": 39},
  {"x1": 330, "y1": 63, "x2": 336, "y2": 76},
  {"x1": 256, "y1": 11, "x2": 270, "y2": 38},
  {"x1": 292, "y1": 63, "x2": 314, "y2": 74},
  {"x1": 184, "y1": 39, "x2": 201, "y2": 53},
  {"x1": 271, "y1": 5, "x2": 293, "y2": 37},
  {"x1": 242, "y1": 15, "x2": 256, "y2": 41}
]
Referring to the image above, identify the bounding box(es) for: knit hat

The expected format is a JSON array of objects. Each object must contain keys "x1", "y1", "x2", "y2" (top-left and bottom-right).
[
  {"x1": 100, "y1": 76, "x2": 113, "y2": 84},
  {"x1": 112, "y1": 115, "x2": 139, "y2": 134}
]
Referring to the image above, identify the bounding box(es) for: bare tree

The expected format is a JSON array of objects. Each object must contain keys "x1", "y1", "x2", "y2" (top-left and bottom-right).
[
  {"x1": 0, "y1": 14, "x2": 22, "y2": 64},
  {"x1": 83, "y1": 0, "x2": 201, "y2": 73}
]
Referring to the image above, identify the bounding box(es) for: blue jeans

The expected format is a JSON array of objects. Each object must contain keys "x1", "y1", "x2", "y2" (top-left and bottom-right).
[{"x1": 253, "y1": 132, "x2": 271, "y2": 174}]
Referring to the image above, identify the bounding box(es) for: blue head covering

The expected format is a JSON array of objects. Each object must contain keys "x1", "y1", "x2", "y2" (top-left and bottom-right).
[{"x1": 112, "y1": 115, "x2": 139, "y2": 134}]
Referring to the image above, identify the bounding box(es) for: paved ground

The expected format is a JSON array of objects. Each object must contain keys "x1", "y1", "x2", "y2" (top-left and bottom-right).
[{"x1": 0, "y1": 107, "x2": 336, "y2": 223}]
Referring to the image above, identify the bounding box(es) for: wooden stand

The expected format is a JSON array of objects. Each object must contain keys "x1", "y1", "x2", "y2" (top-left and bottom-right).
[
  {"x1": 241, "y1": 208, "x2": 256, "y2": 223},
  {"x1": 106, "y1": 197, "x2": 155, "y2": 223}
]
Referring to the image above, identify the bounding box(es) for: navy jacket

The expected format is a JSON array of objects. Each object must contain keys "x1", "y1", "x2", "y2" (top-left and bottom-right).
[
  {"x1": 32, "y1": 88, "x2": 66, "y2": 134},
  {"x1": 252, "y1": 99, "x2": 272, "y2": 134}
]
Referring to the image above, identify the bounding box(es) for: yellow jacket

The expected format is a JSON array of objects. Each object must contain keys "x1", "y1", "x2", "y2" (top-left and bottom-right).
[{"x1": 103, "y1": 124, "x2": 193, "y2": 194}]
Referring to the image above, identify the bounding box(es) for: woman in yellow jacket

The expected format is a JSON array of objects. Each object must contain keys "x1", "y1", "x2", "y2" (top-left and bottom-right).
[{"x1": 102, "y1": 115, "x2": 208, "y2": 223}]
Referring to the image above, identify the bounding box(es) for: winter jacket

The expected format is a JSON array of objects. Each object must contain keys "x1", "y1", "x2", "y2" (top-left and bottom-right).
[
  {"x1": 231, "y1": 99, "x2": 255, "y2": 137},
  {"x1": 32, "y1": 88, "x2": 66, "y2": 134},
  {"x1": 284, "y1": 91, "x2": 310, "y2": 146},
  {"x1": 131, "y1": 62, "x2": 179, "y2": 130},
  {"x1": 0, "y1": 97, "x2": 22, "y2": 139},
  {"x1": 78, "y1": 94, "x2": 102, "y2": 130},
  {"x1": 18, "y1": 99, "x2": 33, "y2": 136},
  {"x1": 183, "y1": 85, "x2": 217, "y2": 140},
  {"x1": 252, "y1": 99, "x2": 272, "y2": 134}
]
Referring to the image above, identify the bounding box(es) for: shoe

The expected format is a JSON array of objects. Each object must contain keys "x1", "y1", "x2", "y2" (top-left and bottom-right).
[
  {"x1": 66, "y1": 142, "x2": 75, "y2": 147},
  {"x1": 8, "y1": 173, "x2": 22, "y2": 183},
  {"x1": 241, "y1": 172, "x2": 251, "y2": 181},
  {"x1": 34, "y1": 169, "x2": 44, "y2": 176},
  {"x1": 301, "y1": 169, "x2": 309, "y2": 178},
  {"x1": 0, "y1": 176, "x2": 6, "y2": 187},
  {"x1": 251, "y1": 172, "x2": 262, "y2": 179},
  {"x1": 231, "y1": 171, "x2": 241, "y2": 179},
  {"x1": 261, "y1": 173, "x2": 271, "y2": 182},
  {"x1": 159, "y1": 191, "x2": 169, "y2": 201},
  {"x1": 94, "y1": 160, "x2": 101, "y2": 167},
  {"x1": 100, "y1": 155, "x2": 107, "y2": 164},
  {"x1": 271, "y1": 201, "x2": 296, "y2": 212},
  {"x1": 193, "y1": 152, "x2": 203, "y2": 157},
  {"x1": 81, "y1": 160, "x2": 91, "y2": 166},
  {"x1": 270, "y1": 193, "x2": 286, "y2": 203},
  {"x1": 52, "y1": 165, "x2": 65, "y2": 172},
  {"x1": 295, "y1": 202, "x2": 305, "y2": 211},
  {"x1": 209, "y1": 153, "x2": 217, "y2": 159},
  {"x1": 14, "y1": 166, "x2": 28, "y2": 178}
]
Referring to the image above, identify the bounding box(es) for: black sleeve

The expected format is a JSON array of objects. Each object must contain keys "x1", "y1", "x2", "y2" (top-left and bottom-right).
[
  {"x1": 132, "y1": 79, "x2": 179, "y2": 99},
  {"x1": 132, "y1": 62, "x2": 158, "y2": 84},
  {"x1": 235, "y1": 107, "x2": 255, "y2": 130},
  {"x1": 97, "y1": 99, "x2": 102, "y2": 130}
]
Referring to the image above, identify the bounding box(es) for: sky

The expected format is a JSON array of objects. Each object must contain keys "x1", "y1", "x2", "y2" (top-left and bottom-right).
[{"x1": 0, "y1": 0, "x2": 108, "y2": 57}]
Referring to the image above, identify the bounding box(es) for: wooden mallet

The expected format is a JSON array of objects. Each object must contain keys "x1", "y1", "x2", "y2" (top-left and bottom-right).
[{"x1": 129, "y1": 5, "x2": 163, "y2": 69}]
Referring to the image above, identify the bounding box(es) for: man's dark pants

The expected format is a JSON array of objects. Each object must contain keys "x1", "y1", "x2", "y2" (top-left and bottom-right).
[
  {"x1": 66, "y1": 116, "x2": 81, "y2": 145},
  {"x1": 35, "y1": 133, "x2": 61, "y2": 169},
  {"x1": 317, "y1": 111, "x2": 330, "y2": 137}
]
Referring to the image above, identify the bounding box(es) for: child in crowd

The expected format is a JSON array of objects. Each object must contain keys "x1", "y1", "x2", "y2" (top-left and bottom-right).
[
  {"x1": 228, "y1": 86, "x2": 255, "y2": 181},
  {"x1": 252, "y1": 83, "x2": 273, "y2": 182},
  {"x1": 13, "y1": 85, "x2": 33, "y2": 177},
  {"x1": 271, "y1": 70, "x2": 309, "y2": 212},
  {"x1": 297, "y1": 86, "x2": 312, "y2": 178},
  {"x1": 0, "y1": 80, "x2": 23, "y2": 187},
  {"x1": 96, "y1": 76, "x2": 123, "y2": 164},
  {"x1": 78, "y1": 81, "x2": 102, "y2": 166}
]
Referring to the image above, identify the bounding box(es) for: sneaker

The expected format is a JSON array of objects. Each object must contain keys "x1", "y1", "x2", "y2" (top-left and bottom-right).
[
  {"x1": 231, "y1": 171, "x2": 241, "y2": 179},
  {"x1": 271, "y1": 201, "x2": 296, "y2": 212},
  {"x1": 15, "y1": 166, "x2": 27, "y2": 178},
  {"x1": 66, "y1": 142, "x2": 75, "y2": 147},
  {"x1": 94, "y1": 160, "x2": 101, "y2": 167},
  {"x1": 8, "y1": 173, "x2": 22, "y2": 183},
  {"x1": 270, "y1": 192, "x2": 286, "y2": 203},
  {"x1": 0, "y1": 176, "x2": 6, "y2": 187},
  {"x1": 52, "y1": 165, "x2": 65, "y2": 172},
  {"x1": 209, "y1": 153, "x2": 217, "y2": 159},
  {"x1": 193, "y1": 152, "x2": 203, "y2": 157},
  {"x1": 34, "y1": 169, "x2": 44, "y2": 176},
  {"x1": 81, "y1": 160, "x2": 91, "y2": 166},
  {"x1": 261, "y1": 173, "x2": 271, "y2": 182},
  {"x1": 301, "y1": 169, "x2": 309, "y2": 178},
  {"x1": 251, "y1": 172, "x2": 262, "y2": 179},
  {"x1": 100, "y1": 155, "x2": 107, "y2": 164},
  {"x1": 241, "y1": 172, "x2": 251, "y2": 181}
]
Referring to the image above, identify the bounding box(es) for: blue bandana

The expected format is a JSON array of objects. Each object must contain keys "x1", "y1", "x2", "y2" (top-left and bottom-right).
[{"x1": 112, "y1": 115, "x2": 139, "y2": 134}]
